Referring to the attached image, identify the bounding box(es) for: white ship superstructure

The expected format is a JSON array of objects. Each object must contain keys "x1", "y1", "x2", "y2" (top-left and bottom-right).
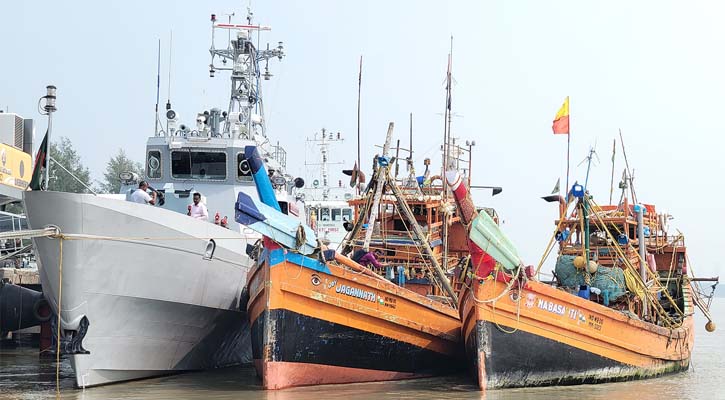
[{"x1": 301, "y1": 128, "x2": 354, "y2": 249}]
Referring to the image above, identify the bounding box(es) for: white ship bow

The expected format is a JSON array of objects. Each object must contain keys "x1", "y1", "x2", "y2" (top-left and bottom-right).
[{"x1": 24, "y1": 191, "x2": 252, "y2": 387}]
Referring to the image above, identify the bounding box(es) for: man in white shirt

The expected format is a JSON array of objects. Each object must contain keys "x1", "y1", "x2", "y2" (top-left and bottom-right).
[
  {"x1": 187, "y1": 192, "x2": 209, "y2": 221},
  {"x1": 131, "y1": 181, "x2": 156, "y2": 205}
]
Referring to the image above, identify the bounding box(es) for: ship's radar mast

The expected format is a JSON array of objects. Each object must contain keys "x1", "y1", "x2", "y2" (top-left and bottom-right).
[
  {"x1": 208, "y1": 9, "x2": 284, "y2": 139},
  {"x1": 306, "y1": 128, "x2": 345, "y2": 201}
]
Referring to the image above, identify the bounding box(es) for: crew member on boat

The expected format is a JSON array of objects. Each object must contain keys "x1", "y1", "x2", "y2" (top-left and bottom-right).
[
  {"x1": 187, "y1": 192, "x2": 209, "y2": 221},
  {"x1": 355, "y1": 249, "x2": 386, "y2": 269},
  {"x1": 131, "y1": 181, "x2": 157, "y2": 205}
]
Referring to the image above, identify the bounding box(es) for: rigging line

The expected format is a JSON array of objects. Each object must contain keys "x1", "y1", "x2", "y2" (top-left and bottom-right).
[
  {"x1": 49, "y1": 233, "x2": 252, "y2": 270},
  {"x1": 48, "y1": 156, "x2": 97, "y2": 195},
  {"x1": 618, "y1": 129, "x2": 637, "y2": 203},
  {"x1": 55, "y1": 238, "x2": 63, "y2": 396},
  {"x1": 389, "y1": 193, "x2": 446, "y2": 296},
  {"x1": 587, "y1": 198, "x2": 684, "y2": 323}
]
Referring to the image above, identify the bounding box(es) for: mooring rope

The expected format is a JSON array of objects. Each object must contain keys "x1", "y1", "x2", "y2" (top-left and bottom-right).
[{"x1": 55, "y1": 237, "x2": 63, "y2": 397}]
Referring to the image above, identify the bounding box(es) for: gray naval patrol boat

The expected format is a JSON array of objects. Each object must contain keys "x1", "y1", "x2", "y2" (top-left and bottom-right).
[{"x1": 23, "y1": 9, "x2": 301, "y2": 388}]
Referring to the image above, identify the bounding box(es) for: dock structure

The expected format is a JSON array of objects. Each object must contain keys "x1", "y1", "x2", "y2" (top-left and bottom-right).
[
  {"x1": 0, "y1": 112, "x2": 34, "y2": 205},
  {"x1": 0, "y1": 267, "x2": 40, "y2": 286}
]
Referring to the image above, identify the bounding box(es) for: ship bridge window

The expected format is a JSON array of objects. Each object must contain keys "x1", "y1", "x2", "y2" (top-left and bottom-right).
[
  {"x1": 237, "y1": 153, "x2": 253, "y2": 181},
  {"x1": 332, "y1": 208, "x2": 342, "y2": 221},
  {"x1": 319, "y1": 208, "x2": 330, "y2": 221},
  {"x1": 342, "y1": 208, "x2": 353, "y2": 220},
  {"x1": 147, "y1": 150, "x2": 161, "y2": 179},
  {"x1": 171, "y1": 151, "x2": 227, "y2": 180}
]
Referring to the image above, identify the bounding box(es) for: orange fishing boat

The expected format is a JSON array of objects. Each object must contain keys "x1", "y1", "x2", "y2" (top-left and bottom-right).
[
  {"x1": 451, "y1": 169, "x2": 718, "y2": 391},
  {"x1": 245, "y1": 240, "x2": 462, "y2": 389},
  {"x1": 237, "y1": 128, "x2": 471, "y2": 389}
]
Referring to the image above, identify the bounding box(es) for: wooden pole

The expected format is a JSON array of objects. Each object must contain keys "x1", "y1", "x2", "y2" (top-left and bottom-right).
[
  {"x1": 356, "y1": 56, "x2": 363, "y2": 195},
  {"x1": 618, "y1": 128, "x2": 637, "y2": 203},
  {"x1": 388, "y1": 172, "x2": 458, "y2": 304},
  {"x1": 565, "y1": 132, "x2": 570, "y2": 199},
  {"x1": 394, "y1": 139, "x2": 401, "y2": 178},
  {"x1": 340, "y1": 169, "x2": 378, "y2": 256},
  {"x1": 362, "y1": 123, "x2": 394, "y2": 251},
  {"x1": 442, "y1": 38, "x2": 453, "y2": 271},
  {"x1": 609, "y1": 138, "x2": 616, "y2": 204},
  {"x1": 409, "y1": 112, "x2": 413, "y2": 160}
]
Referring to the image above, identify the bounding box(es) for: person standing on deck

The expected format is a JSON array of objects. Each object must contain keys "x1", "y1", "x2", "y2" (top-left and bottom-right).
[
  {"x1": 187, "y1": 192, "x2": 209, "y2": 221},
  {"x1": 131, "y1": 181, "x2": 156, "y2": 205}
]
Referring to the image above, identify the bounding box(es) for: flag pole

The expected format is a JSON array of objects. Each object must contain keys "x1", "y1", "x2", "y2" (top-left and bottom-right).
[
  {"x1": 609, "y1": 138, "x2": 616, "y2": 204},
  {"x1": 565, "y1": 96, "x2": 570, "y2": 202},
  {"x1": 43, "y1": 85, "x2": 57, "y2": 191}
]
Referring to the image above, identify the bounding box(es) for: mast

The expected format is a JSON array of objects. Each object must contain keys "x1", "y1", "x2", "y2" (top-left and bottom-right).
[
  {"x1": 208, "y1": 10, "x2": 284, "y2": 139},
  {"x1": 609, "y1": 138, "x2": 616, "y2": 204},
  {"x1": 356, "y1": 56, "x2": 363, "y2": 194},
  {"x1": 442, "y1": 37, "x2": 453, "y2": 271},
  {"x1": 409, "y1": 112, "x2": 413, "y2": 162},
  {"x1": 582, "y1": 147, "x2": 597, "y2": 265},
  {"x1": 306, "y1": 128, "x2": 344, "y2": 201},
  {"x1": 636, "y1": 204, "x2": 649, "y2": 319},
  {"x1": 618, "y1": 129, "x2": 637, "y2": 204},
  {"x1": 42, "y1": 86, "x2": 57, "y2": 191},
  {"x1": 362, "y1": 123, "x2": 394, "y2": 251}
]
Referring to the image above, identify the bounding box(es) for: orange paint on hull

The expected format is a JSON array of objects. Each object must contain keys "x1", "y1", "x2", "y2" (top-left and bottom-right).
[
  {"x1": 247, "y1": 249, "x2": 463, "y2": 389},
  {"x1": 460, "y1": 278, "x2": 693, "y2": 390},
  {"x1": 261, "y1": 361, "x2": 427, "y2": 390}
]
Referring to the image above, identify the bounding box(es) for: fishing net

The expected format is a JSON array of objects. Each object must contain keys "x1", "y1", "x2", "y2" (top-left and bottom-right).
[{"x1": 555, "y1": 255, "x2": 627, "y2": 301}]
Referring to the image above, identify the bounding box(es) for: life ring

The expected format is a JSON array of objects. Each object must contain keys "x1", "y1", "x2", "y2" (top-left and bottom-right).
[{"x1": 428, "y1": 175, "x2": 442, "y2": 186}]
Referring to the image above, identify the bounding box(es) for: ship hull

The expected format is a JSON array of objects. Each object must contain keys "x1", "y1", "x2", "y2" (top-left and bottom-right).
[
  {"x1": 24, "y1": 191, "x2": 253, "y2": 387},
  {"x1": 247, "y1": 248, "x2": 463, "y2": 389},
  {"x1": 460, "y1": 278, "x2": 693, "y2": 390}
]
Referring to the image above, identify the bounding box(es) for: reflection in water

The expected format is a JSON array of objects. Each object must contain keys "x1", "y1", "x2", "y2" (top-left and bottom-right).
[{"x1": 1, "y1": 301, "x2": 722, "y2": 400}]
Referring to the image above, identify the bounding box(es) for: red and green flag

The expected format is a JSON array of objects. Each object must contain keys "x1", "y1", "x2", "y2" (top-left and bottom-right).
[{"x1": 28, "y1": 130, "x2": 48, "y2": 191}]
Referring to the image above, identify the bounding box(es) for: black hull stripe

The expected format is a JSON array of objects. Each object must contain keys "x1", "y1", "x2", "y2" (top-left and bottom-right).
[
  {"x1": 251, "y1": 308, "x2": 461, "y2": 374},
  {"x1": 466, "y1": 320, "x2": 689, "y2": 389}
]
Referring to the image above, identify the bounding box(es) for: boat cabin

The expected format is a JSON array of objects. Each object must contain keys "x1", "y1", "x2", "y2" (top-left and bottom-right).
[{"x1": 343, "y1": 180, "x2": 469, "y2": 300}]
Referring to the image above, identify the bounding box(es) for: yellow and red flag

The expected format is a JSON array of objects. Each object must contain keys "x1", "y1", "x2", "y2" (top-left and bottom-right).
[{"x1": 552, "y1": 96, "x2": 569, "y2": 135}]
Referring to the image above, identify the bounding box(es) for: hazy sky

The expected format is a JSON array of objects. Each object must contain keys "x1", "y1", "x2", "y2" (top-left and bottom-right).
[{"x1": 2, "y1": 1, "x2": 723, "y2": 279}]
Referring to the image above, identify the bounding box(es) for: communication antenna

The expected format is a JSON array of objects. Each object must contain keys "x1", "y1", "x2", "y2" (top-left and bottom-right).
[
  {"x1": 578, "y1": 146, "x2": 600, "y2": 190},
  {"x1": 166, "y1": 30, "x2": 173, "y2": 112},
  {"x1": 154, "y1": 39, "x2": 161, "y2": 136},
  {"x1": 409, "y1": 113, "x2": 413, "y2": 155}
]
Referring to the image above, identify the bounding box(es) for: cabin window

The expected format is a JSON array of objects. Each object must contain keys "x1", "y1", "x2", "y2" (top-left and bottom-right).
[
  {"x1": 147, "y1": 150, "x2": 162, "y2": 179},
  {"x1": 342, "y1": 208, "x2": 353, "y2": 220},
  {"x1": 171, "y1": 150, "x2": 227, "y2": 180},
  {"x1": 319, "y1": 208, "x2": 330, "y2": 221},
  {"x1": 332, "y1": 208, "x2": 342, "y2": 221},
  {"x1": 237, "y1": 152, "x2": 253, "y2": 181}
]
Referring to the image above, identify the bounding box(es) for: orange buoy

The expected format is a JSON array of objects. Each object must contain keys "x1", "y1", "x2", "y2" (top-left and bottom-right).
[{"x1": 706, "y1": 321, "x2": 716, "y2": 332}]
